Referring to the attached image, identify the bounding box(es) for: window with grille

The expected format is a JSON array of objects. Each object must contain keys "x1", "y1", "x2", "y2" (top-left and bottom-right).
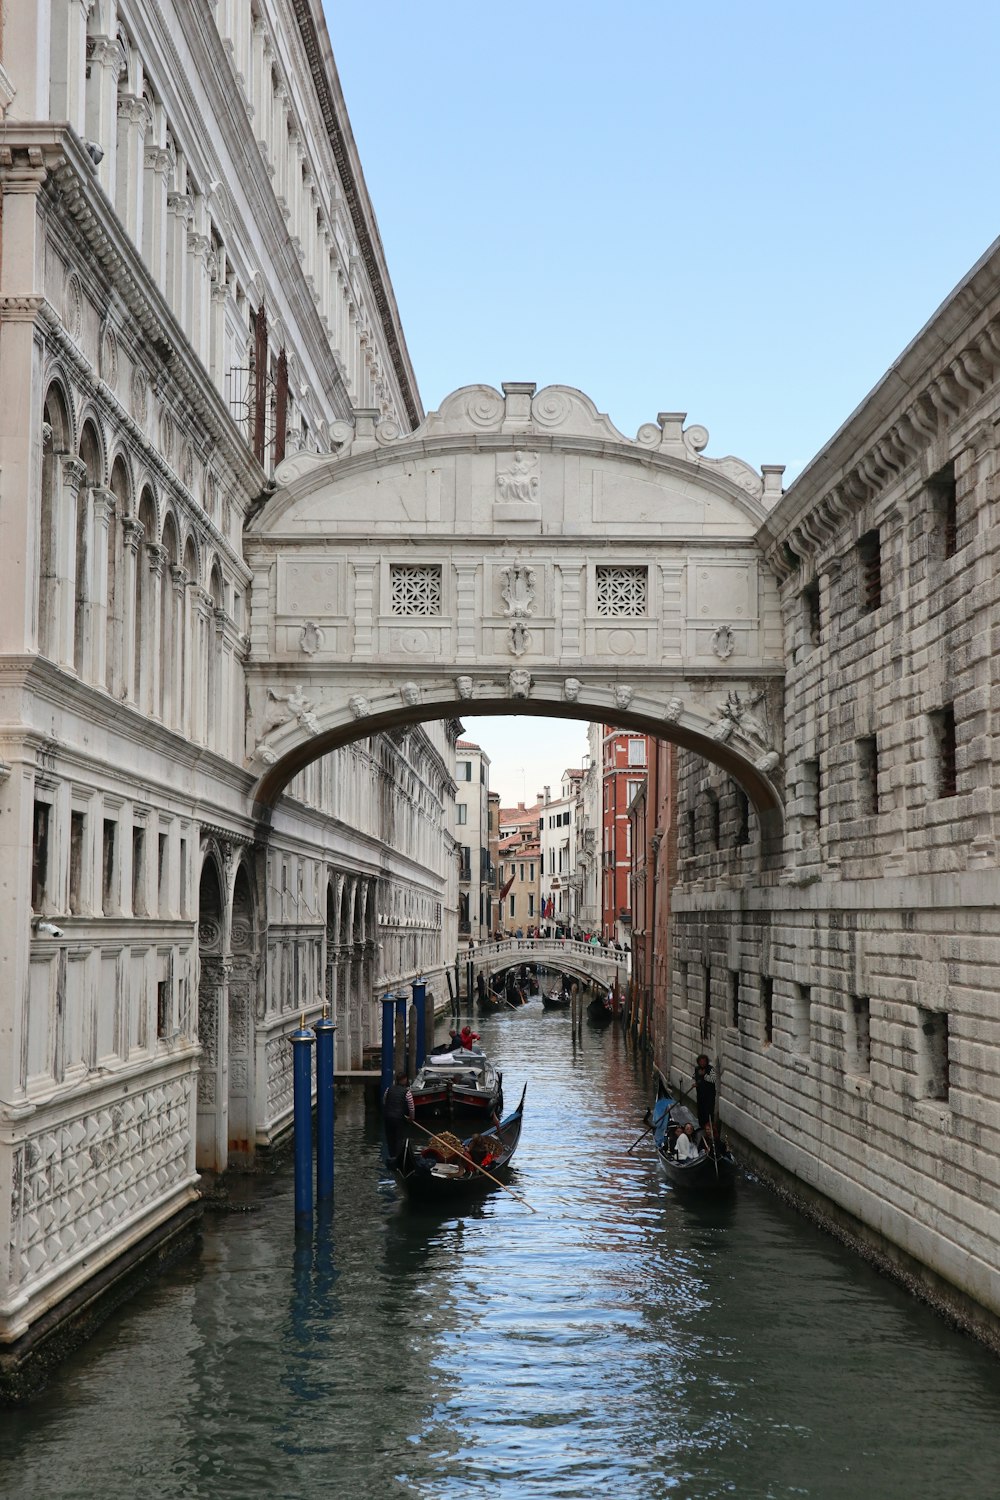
[
  {"x1": 802, "y1": 578, "x2": 821, "y2": 649},
  {"x1": 850, "y1": 995, "x2": 871, "y2": 1074},
  {"x1": 858, "y1": 530, "x2": 882, "y2": 614},
  {"x1": 390, "y1": 563, "x2": 442, "y2": 616},
  {"x1": 596, "y1": 565, "x2": 647, "y2": 617},
  {"x1": 918, "y1": 1007, "x2": 950, "y2": 1101},
  {"x1": 857, "y1": 735, "x2": 880, "y2": 815},
  {"x1": 931, "y1": 706, "x2": 957, "y2": 798},
  {"x1": 929, "y1": 460, "x2": 958, "y2": 560},
  {"x1": 762, "y1": 974, "x2": 774, "y2": 1045}
]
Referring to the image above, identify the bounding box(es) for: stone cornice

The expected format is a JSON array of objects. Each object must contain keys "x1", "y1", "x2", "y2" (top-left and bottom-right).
[
  {"x1": 759, "y1": 234, "x2": 1000, "y2": 582},
  {"x1": 289, "y1": 0, "x2": 422, "y2": 431}
]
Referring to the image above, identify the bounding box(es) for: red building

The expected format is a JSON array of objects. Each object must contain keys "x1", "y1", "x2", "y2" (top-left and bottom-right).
[
  {"x1": 600, "y1": 726, "x2": 648, "y2": 942},
  {"x1": 629, "y1": 739, "x2": 676, "y2": 1054}
]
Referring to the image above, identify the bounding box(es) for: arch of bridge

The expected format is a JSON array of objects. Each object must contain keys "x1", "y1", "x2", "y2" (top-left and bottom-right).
[
  {"x1": 244, "y1": 383, "x2": 786, "y2": 829},
  {"x1": 469, "y1": 939, "x2": 627, "y2": 989}
]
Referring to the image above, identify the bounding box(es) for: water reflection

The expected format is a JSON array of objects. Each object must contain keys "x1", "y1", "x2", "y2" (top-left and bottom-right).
[{"x1": 1, "y1": 1000, "x2": 999, "y2": 1500}]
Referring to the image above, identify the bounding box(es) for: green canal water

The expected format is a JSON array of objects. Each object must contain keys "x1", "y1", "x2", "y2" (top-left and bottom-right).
[{"x1": 1, "y1": 1001, "x2": 999, "y2": 1500}]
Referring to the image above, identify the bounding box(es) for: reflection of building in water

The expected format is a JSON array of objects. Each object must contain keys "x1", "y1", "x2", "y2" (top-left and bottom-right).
[{"x1": 0, "y1": 1, "x2": 454, "y2": 1374}]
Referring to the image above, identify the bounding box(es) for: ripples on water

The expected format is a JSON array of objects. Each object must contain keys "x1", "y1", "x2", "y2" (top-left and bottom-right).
[{"x1": 2, "y1": 1000, "x2": 1000, "y2": 1500}]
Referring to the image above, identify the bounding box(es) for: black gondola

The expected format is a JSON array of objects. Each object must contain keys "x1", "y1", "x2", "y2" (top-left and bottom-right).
[
  {"x1": 587, "y1": 992, "x2": 614, "y2": 1025},
  {"x1": 650, "y1": 1073, "x2": 737, "y2": 1191},
  {"x1": 393, "y1": 1086, "x2": 527, "y2": 1203},
  {"x1": 541, "y1": 989, "x2": 571, "y2": 1011}
]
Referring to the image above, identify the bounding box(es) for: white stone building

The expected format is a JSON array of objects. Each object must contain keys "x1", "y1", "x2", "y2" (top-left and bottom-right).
[
  {"x1": 0, "y1": 0, "x2": 455, "y2": 1375},
  {"x1": 539, "y1": 772, "x2": 581, "y2": 931},
  {"x1": 670, "y1": 239, "x2": 1000, "y2": 1344}
]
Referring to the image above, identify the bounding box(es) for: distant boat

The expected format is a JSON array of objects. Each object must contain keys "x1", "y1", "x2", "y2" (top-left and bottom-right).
[
  {"x1": 541, "y1": 989, "x2": 571, "y2": 1011},
  {"x1": 650, "y1": 1074, "x2": 737, "y2": 1191},
  {"x1": 394, "y1": 1087, "x2": 526, "y2": 1203},
  {"x1": 587, "y1": 992, "x2": 614, "y2": 1026},
  {"x1": 410, "y1": 1046, "x2": 502, "y2": 1121}
]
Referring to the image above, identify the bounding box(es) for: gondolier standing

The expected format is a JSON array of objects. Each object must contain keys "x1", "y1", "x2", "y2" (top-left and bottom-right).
[
  {"x1": 694, "y1": 1055, "x2": 717, "y2": 1129},
  {"x1": 383, "y1": 1070, "x2": 415, "y2": 1160}
]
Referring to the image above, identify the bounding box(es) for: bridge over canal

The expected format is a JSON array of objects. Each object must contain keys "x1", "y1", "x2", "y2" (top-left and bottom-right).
[{"x1": 468, "y1": 937, "x2": 629, "y2": 992}]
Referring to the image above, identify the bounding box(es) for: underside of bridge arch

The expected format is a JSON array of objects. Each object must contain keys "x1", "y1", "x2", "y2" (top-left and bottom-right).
[{"x1": 251, "y1": 697, "x2": 784, "y2": 854}]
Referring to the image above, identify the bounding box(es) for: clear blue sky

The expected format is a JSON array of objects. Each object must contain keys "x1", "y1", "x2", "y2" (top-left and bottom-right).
[{"x1": 325, "y1": 0, "x2": 1000, "y2": 801}]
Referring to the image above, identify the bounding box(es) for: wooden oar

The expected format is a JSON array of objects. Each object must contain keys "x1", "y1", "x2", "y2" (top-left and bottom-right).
[{"x1": 408, "y1": 1117, "x2": 537, "y2": 1213}]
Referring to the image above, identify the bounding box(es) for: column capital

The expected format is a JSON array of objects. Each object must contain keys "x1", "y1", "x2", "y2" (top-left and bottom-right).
[
  {"x1": 123, "y1": 515, "x2": 145, "y2": 553},
  {"x1": 92, "y1": 487, "x2": 117, "y2": 526},
  {"x1": 170, "y1": 563, "x2": 188, "y2": 595},
  {"x1": 59, "y1": 454, "x2": 89, "y2": 493},
  {"x1": 145, "y1": 542, "x2": 168, "y2": 576}
]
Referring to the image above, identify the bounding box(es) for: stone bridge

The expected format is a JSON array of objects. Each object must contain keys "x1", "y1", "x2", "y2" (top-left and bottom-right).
[
  {"x1": 469, "y1": 937, "x2": 630, "y2": 992},
  {"x1": 243, "y1": 382, "x2": 788, "y2": 847}
]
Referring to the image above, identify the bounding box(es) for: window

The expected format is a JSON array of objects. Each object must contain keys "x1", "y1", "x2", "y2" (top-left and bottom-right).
[
  {"x1": 679, "y1": 960, "x2": 689, "y2": 1011},
  {"x1": 791, "y1": 983, "x2": 811, "y2": 1055},
  {"x1": 132, "y1": 826, "x2": 146, "y2": 916},
  {"x1": 509, "y1": 894, "x2": 515, "y2": 918},
  {"x1": 179, "y1": 836, "x2": 187, "y2": 915},
  {"x1": 32, "y1": 800, "x2": 51, "y2": 911},
  {"x1": 857, "y1": 736, "x2": 880, "y2": 815},
  {"x1": 529, "y1": 862, "x2": 535, "y2": 882},
  {"x1": 917, "y1": 1007, "x2": 949, "y2": 1101},
  {"x1": 729, "y1": 970, "x2": 741, "y2": 1029},
  {"x1": 596, "y1": 565, "x2": 647, "y2": 617},
  {"x1": 390, "y1": 563, "x2": 442, "y2": 616},
  {"x1": 701, "y1": 965, "x2": 712, "y2": 1039},
  {"x1": 850, "y1": 995, "x2": 871, "y2": 1075},
  {"x1": 931, "y1": 706, "x2": 957, "y2": 798},
  {"x1": 734, "y1": 788, "x2": 750, "y2": 847},
  {"x1": 627, "y1": 738, "x2": 646, "y2": 767},
  {"x1": 929, "y1": 460, "x2": 958, "y2": 560},
  {"x1": 801, "y1": 578, "x2": 821, "y2": 649},
  {"x1": 528, "y1": 894, "x2": 535, "y2": 917},
  {"x1": 157, "y1": 979, "x2": 171, "y2": 1040},
  {"x1": 69, "y1": 811, "x2": 86, "y2": 914},
  {"x1": 457, "y1": 761, "x2": 472, "y2": 781},
  {"x1": 802, "y1": 757, "x2": 822, "y2": 828},
  {"x1": 706, "y1": 790, "x2": 720, "y2": 849},
  {"x1": 761, "y1": 974, "x2": 774, "y2": 1045},
  {"x1": 456, "y1": 803, "x2": 468, "y2": 825},
  {"x1": 158, "y1": 832, "x2": 168, "y2": 912},
  {"x1": 102, "y1": 819, "x2": 117, "y2": 915},
  {"x1": 687, "y1": 808, "x2": 696, "y2": 854},
  {"x1": 858, "y1": 529, "x2": 882, "y2": 614},
  {"x1": 627, "y1": 779, "x2": 642, "y2": 804}
]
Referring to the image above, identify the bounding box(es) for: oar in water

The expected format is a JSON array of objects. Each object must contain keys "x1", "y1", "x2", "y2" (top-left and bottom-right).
[
  {"x1": 626, "y1": 1111, "x2": 653, "y2": 1153},
  {"x1": 407, "y1": 1117, "x2": 537, "y2": 1213}
]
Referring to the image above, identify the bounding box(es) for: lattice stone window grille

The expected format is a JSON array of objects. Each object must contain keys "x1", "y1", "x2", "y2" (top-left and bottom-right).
[
  {"x1": 390, "y1": 563, "x2": 442, "y2": 616},
  {"x1": 595, "y1": 565, "x2": 647, "y2": 617}
]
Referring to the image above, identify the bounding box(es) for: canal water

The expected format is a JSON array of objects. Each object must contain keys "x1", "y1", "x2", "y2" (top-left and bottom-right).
[{"x1": 2, "y1": 999, "x2": 999, "y2": 1500}]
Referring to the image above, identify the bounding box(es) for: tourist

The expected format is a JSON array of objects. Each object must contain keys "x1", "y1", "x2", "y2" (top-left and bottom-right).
[
  {"x1": 459, "y1": 1024, "x2": 479, "y2": 1050},
  {"x1": 694, "y1": 1055, "x2": 717, "y2": 1128},
  {"x1": 382, "y1": 1070, "x2": 415, "y2": 1159},
  {"x1": 674, "y1": 1122, "x2": 700, "y2": 1162}
]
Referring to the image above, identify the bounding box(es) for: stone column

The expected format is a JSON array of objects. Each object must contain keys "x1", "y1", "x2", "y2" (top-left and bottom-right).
[
  {"x1": 210, "y1": 280, "x2": 229, "y2": 391},
  {"x1": 56, "y1": 454, "x2": 87, "y2": 669},
  {"x1": 193, "y1": 587, "x2": 215, "y2": 745},
  {"x1": 121, "y1": 514, "x2": 144, "y2": 704},
  {"x1": 50, "y1": 0, "x2": 90, "y2": 133},
  {"x1": 90, "y1": 487, "x2": 115, "y2": 691},
  {"x1": 144, "y1": 542, "x2": 166, "y2": 717},
  {"x1": 166, "y1": 191, "x2": 193, "y2": 336},
  {"x1": 115, "y1": 94, "x2": 150, "y2": 248},
  {"x1": 170, "y1": 563, "x2": 188, "y2": 733},
  {"x1": 188, "y1": 228, "x2": 214, "y2": 367},
  {"x1": 85, "y1": 36, "x2": 122, "y2": 198},
  {"x1": 142, "y1": 146, "x2": 171, "y2": 287}
]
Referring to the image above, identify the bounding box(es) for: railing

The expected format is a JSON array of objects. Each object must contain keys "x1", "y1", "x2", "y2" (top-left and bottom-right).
[{"x1": 467, "y1": 937, "x2": 631, "y2": 972}]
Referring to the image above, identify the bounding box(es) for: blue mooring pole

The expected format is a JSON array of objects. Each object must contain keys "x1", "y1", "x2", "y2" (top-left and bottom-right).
[
  {"x1": 394, "y1": 992, "x2": 407, "y2": 1072},
  {"x1": 291, "y1": 1024, "x2": 316, "y2": 1221},
  {"x1": 380, "y1": 994, "x2": 395, "y2": 1105},
  {"x1": 413, "y1": 977, "x2": 427, "y2": 1070},
  {"x1": 315, "y1": 1013, "x2": 335, "y2": 1201}
]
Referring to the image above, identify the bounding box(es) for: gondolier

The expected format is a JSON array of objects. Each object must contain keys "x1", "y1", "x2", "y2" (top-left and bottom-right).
[
  {"x1": 694, "y1": 1054, "x2": 717, "y2": 1128},
  {"x1": 383, "y1": 1070, "x2": 415, "y2": 1159}
]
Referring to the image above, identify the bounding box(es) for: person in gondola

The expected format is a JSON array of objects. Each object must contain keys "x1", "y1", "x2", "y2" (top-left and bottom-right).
[
  {"x1": 459, "y1": 1024, "x2": 479, "y2": 1050},
  {"x1": 694, "y1": 1054, "x2": 717, "y2": 1128},
  {"x1": 675, "y1": 1122, "x2": 701, "y2": 1162},
  {"x1": 382, "y1": 1070, "x2": 415, "y2": 1160}
]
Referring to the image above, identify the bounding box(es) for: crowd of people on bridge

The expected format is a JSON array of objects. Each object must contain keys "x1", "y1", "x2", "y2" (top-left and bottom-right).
[{"x1": 479, "y1": 926, "x2": 629, "y2": 952}]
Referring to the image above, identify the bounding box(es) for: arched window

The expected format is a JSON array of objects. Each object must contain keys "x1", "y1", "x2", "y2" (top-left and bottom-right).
[
  {"x1": 106, "y1": 457, "x2": 129, "y2": 694},
  {"x1": 76, "y1": 421, "x2": 103, "y2": 678}
]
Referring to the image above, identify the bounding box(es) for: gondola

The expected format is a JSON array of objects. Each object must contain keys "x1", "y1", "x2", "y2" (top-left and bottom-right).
[
  {"x1": 541, "y1": 989, "x2": 571, "y2": 1011},
  {"x1": 409, "y1": 1046, "x2": 502, "y2": 1121},
  {"x1": 650, "y1": 1074, "x2": 737, "y2": 1190},
  {"x1": 394, "y1": 1086, "x2": 527, "y2": 1202},
  {"x1": 587, "y1": 992, "x2": 614, "y2": 1025}
]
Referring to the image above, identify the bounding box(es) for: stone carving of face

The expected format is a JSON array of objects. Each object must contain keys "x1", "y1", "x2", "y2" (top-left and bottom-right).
[
  {"x1": 564, "y1": 677, "x2": 582, "y2": 702},
  {"x1": 400, "y1": 681, "x2": 420, "y2": 706},
  {"x1": 348, "y1": 694, "x2": 368, "y2": 719},
  {"x1": 456, "y1": 675, "x2": 473, "y2": 700}
]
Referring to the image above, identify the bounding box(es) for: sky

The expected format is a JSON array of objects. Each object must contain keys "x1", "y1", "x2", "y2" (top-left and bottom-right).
[{"x1": 324, "y1": 0, "x2": 1000, "y2": 802}]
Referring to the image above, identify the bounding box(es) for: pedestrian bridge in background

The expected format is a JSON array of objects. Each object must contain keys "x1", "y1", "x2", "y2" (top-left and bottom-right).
[
  {"x1": 243, "y1": 382, "x2": 789, "y2": 847},
  {"x1": 469, "y1": 937, "x2": 630, "y2": 991}
]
